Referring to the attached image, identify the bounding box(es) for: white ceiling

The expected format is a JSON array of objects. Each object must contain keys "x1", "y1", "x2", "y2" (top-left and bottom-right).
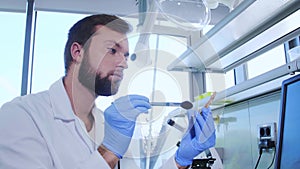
[
  {"x1": 35, "y1": 0, "x2": 139, "y2": 15},
  {"x1": 0, "y1": 0, "x2": 27, "y2": 12},
  {"x1": 0, "y1": 0, "x2": 229, "y2": 24},
  {"x1": 0, "y1": 0, "x2": 138, "y2": 15}
]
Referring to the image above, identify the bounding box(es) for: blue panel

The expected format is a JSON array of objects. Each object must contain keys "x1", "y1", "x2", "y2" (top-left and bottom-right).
[{"x1": 275, "y1": 74, "x2": 300, "y2": 169}]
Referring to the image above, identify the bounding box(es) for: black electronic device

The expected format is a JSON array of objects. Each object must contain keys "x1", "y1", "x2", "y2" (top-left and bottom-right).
[
  {"x1": 274, "y1": 74, "x2": 300, "y2": 169},
  {"x1": 191, "y1": 157, "x2": 216, "y2": 169}
]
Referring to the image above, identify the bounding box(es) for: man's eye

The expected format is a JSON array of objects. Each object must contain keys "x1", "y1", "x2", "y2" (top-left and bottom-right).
[{"x1": 107, "y1": 48, "x2": 117, "y2": 54}]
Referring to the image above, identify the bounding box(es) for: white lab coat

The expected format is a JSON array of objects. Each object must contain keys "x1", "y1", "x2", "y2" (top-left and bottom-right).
[{"x1": 0, "y1": 78, "x2": 178, "y2": 169}]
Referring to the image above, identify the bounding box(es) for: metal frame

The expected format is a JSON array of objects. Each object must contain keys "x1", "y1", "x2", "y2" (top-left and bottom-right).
[
  {"x1": 167, "y1": 0, "x2": 300, "y2": 72},
  {"x1": 21, "y1": 0, "x2": 35, "y2": 96},
  {"x1": 210, "y1": 59, "x2": 300, "y2": 108}
]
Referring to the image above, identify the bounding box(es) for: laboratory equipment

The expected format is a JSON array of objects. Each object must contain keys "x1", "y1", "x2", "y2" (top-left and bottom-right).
[
  {"x1": 275, "y1": 74, "x2": 300, "y2": 169},
  {"x1": 151, "y1": 101, "x2": 193, "y2": 109}
]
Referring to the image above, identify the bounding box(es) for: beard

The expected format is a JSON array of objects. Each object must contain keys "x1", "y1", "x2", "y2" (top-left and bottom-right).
[{"x1": 78, "y1": 54, "x2": 120, "y2": 96}]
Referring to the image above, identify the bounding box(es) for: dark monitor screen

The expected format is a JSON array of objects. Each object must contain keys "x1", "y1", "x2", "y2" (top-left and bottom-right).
[{"x1": 275, "y1": 74, "x2": 300, "y2": 169}]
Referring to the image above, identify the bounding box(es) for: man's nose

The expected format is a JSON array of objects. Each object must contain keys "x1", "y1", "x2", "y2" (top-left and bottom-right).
[{"x1": 117, "y1": 52, "x2": 128, "y2": 69}]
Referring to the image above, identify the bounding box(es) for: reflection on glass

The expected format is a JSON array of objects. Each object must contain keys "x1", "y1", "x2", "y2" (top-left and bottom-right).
[
  {"x1": 156, "y1": 0, "x2": 211, "y2": 30},
  {"x1": 0, "y1": 12, "x2": 26, "y2": 106},
  {"x1": 31, "y1": 11, "x2": 87, "y2": 93},
  {"x1": 247, "y1": 45, "x2": 286, "y2": 79}
]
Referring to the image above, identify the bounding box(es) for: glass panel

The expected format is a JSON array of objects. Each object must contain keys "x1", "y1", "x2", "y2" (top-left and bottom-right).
[
  {"x1": 247, "y1": 45, "x2": 286, "y2": 79},
  {"x1": 0, "y1": 11, "x2": 26, "y2": 106},
  {"x1": 106, "y1": 34, "x2": 189, "y2": 168},
  {"x1": 148, "y1": 36, "x2": 189, "y2": 168},
  {"x1": 203, "y1": 25, "x2": 214, "y2": 34},
  {"x1": 32, "y1": 12, "x2": 190, "y2": 168},
  {"x1": 31, "y1": 11, "x2": 87, "y2": 93},
  {"x1": 206, "y1": 69, "x2": 235, "y2": 92}
]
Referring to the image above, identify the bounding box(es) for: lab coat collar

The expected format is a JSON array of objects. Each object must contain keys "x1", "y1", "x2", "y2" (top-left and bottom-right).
[{"x1": 49, "y1": 77, "x2": 76, "y2": 121}]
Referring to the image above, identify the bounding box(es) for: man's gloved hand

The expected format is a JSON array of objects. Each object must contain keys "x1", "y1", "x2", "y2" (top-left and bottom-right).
[
  {"x1": 102, "y1": 95, "x2": 151, "y2": 159},
  {"x1": 175, "y1": 107, "x2": 216, "y2": 167}
]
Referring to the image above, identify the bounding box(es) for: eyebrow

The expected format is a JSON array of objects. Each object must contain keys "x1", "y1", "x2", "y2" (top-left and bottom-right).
[{"x1": 104, "y1": 40, "x2": 119, "y2": 48}]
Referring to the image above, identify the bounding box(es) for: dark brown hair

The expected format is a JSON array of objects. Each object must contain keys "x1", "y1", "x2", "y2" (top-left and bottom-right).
[{"x1": 64, "y1": 14, "x2": 132, "y2": 74}]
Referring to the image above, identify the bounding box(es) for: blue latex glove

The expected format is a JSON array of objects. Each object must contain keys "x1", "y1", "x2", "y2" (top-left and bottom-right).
[
  {"x1": 102, "y1": 95, "x2": 151, "y2": 158},
  {"x1": 175, "y1": 107, "x2": 216, "y2": 166}
]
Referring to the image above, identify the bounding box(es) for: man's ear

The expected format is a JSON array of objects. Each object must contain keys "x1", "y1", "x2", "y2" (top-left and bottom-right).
[{"x1": 70, "y1": 42, "x2": 83, "y2": 63}]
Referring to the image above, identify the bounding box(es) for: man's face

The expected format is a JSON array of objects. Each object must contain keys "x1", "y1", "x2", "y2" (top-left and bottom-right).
[{"x1": 78, "y1": 26, "x2": 129, "y2": 96}]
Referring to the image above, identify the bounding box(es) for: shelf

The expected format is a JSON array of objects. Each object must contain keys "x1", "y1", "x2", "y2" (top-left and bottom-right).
[
  {"x1": 204, "y1": 58, "x2": 300, "y2": 110},
  {"x1": 167, "y1": 0, "x2": 300, "y2": 72}
]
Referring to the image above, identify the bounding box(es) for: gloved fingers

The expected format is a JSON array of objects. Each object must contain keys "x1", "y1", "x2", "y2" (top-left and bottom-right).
[
  {"x1": 184, "y1": 110, "x2": 198, "y2": 138},
  {"x1": 186, "y1": 109, "x2": 196, "y2": 128},
  {"x1": 127, "y1": 94, "x2": 150, "y2": 102},
  {"x1": 200, "y1": 107, "x2": 211, "y2": 121},
  {"x1": 195, "y1": 113, "x2": 215, "y2": 134},
  {"x1": 114, "y1": 99, "x2": 151, "y2": 113},
  {"x1": 203, "y1": 131, "x2": 216, "y2": 147},
  {"x1": 114, "y1": 95, "x2": 149, "y2": 107},
  {"x1": 192, "y1": 131, "x2": 216, "y2": 151},
  {"x1": 130, "y1": 99, "x2": 151, "y2": 111},
  {"x1": 200, "y1": 111, "x2": 214, "y2": 128},
  {"x1": 195, "y1": 107, "x2": 214, "y2": 129},
  {"x1": 199, "y1": 120, "x2": 215, "y2": 143},
  {"x1": 129, "y1": 95, "x2": 151, "y2": 113},
  {"x1": 193, "y1": 114, "x2": 204, "y2": 138},
  {"x1": 111, "y1": 95, "x2": 151, "y2": 118},
  {"x1": 194, "y1": 113, "x2": 205, "y2": 130},
  {"x1": 181, "y1": 128, "x2": 193, "y2": 143},
  {"x1": 194, "y1": 114, "x2": 215, "y2": 143},
  {"x1": 116, "y1": 99, "x2": 150, "y2": 120}
]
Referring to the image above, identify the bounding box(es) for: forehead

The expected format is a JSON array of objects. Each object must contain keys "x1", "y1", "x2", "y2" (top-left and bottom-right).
[{"x1": 91, "y1": 25, "x2": 129, "y2": 49}]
